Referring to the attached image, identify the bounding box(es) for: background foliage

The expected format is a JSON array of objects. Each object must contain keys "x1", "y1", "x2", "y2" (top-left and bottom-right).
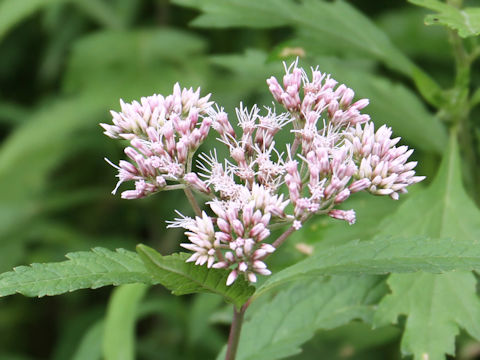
[{"x1": 0, "y1": 0, "x2": 479, "y2": 359}]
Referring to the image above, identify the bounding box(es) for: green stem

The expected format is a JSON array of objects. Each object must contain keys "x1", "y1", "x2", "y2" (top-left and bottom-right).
[
  {"x1": 223, "y1": 223, "x2": 297, "y2": 360},
  {"x1": 225, "y1": 303, "x2": 248, "y2": 360},
  {"x1": 446, "y1": 21, "x2": 480, "y2": 202}
]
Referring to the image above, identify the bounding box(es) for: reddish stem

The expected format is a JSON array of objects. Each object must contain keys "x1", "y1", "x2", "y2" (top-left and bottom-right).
[{"x1": 225, "y1": 303, "x2": 248, "y2": 360}]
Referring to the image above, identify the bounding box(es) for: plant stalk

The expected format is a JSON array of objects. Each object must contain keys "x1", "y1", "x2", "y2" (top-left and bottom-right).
[
  {"x1": 225, "y1": 303, "x2": 247, "y2": 360},
  {"x1": 446, "y1": 20, "x2": 480, "y2": 203},
  {"x1": 272, "y1": 225, "x2": 296, "y2": 249},
  {"x1": 184, "y1": 187, "x2": 202, "y2": 216}
]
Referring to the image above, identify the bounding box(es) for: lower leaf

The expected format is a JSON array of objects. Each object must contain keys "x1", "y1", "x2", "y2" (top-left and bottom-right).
[
  {"x1": 374, "y1": 272, "x2": 480, "y2": 360},
  {"x1": 136, "y1": 244, "x2": 255, "y2": 309},
  {"x1": 0, "y1": 247, "x2": 153, "y2": 297}
]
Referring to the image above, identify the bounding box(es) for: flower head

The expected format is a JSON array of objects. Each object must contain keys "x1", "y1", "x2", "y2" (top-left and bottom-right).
[
  {"x1": 102, "y1": 83, "x2": 215, "y2": 198},
  {"x1": 104, "y1": 59, "x2": 425, "y2": 285},
  {"x1": 170, "y1": 185, "x2": 283, "y2": 285}
]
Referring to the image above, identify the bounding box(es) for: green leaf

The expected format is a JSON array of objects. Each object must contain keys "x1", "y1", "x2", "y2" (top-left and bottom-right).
[
  {"x1": 290, "y1": 0, "x2": 415, "y2": 77},
  {"x1": 409, "y1": 0, "x2": 480, "y2": 37},
  {"x1": 0, "y1": 248, "x2": 152, "y2": 297},
  {"x1": 64, "y1": 28, "x2": 207, "y2": 92},
  {"x1": 72, "y1": 321, "x2": 103, "y2": 360},
  {"x1": 373, "y1": 133, "x2": 480, "y2": 360},
  {"x1": 0, "y1": 93, "x2": 106, "y2": 239},
  {"x1": 103, "y1": 284, "x2": 148, "y2": 360},
  {"x1": 0, "y1": 0, "x2": 66, "y2": 43},
  {"x1": 172, "y1": 0, "x2": 290, "y2": 28},
  {"x1": 217, "y1": 276, "x2": 386, "y2": 360},
  {"x1": 136, "y1": 244, "x2": 255, "y2": 309},
  {"x1": 0, "y1": 100, "x2": 28, "y2": 125},
  {"x1": 0, "y1": 28, "x2": 208, "y2": 239},
  {"x1": 187, "y1": 294, "x2": 225, "y2": 351},
  {"x1": 375, "y1": 272, "x2": 480, "y2": 360},
  {"x1": 291, "y1": 193, "x2": 400, "y2": 250},
  {"x1": 377, "y1": 7, "x2": 451, "y2": 60},
  {"x1": 70, "y1": 0, "x2": 125, "y2": 30},
  {"x1": 255, "y1": 235, "x2": 480, "y2": 299},
  {"x1": 411, "y1": 67, "x2": 448, "y2": 108},
  {"x1": 174, "y1": 0, "x2": 415, "y2": 76}
]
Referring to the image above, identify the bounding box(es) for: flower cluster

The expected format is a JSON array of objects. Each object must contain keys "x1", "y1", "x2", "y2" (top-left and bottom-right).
[
  {"x1": 267, "y1": 61, "x2": 370, "y2": 127},
  {"x1": 101, "y1": 83, "x2": 213, "y2": 199},
  {"x1": 170, "y1": 184, "x2": 287, "y2": 285},
  {"x1": 102, "y1": 60, "x2": 425, "y2": 285}
]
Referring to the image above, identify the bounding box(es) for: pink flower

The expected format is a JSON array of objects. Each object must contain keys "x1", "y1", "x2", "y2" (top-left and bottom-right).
[
  {"x1": 102, "y1": 83, "x2": 215, "y2": 199},
  {"x1": 349, "y1": 123, "x2": 425, "y2": 200},
  {"x1": 104, "y1": 59, "x2": 425, "y2": 283}
]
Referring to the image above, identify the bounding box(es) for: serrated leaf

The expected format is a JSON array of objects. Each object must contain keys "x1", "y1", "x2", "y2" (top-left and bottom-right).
[
  {"x1": 136, "y1": 244, "x2": 254, "y2": 309},
  {"x1": 174, "y1": 0, "x2": 415, "y2": 76},
  {"x1": 103, "y1": 284, "x2": 148, "y2": 360},
  {"x1": 375, "y1": 272, "x2": 480, "y2": 360},
  {"x1": 172, "y1": 0, "x2": 291, "y2": 28},
  {"x1": 409, "y1": 0, "x2": 480, "y2": 37},
  {"x1": 217, "y1": 276, "x2": 386, "y2": 360},
  {"x1": 0, "y1": 248, "x2": 152, "y2": 297},
  {"x1": 255, "y1": 235, "x2": 480, "y2": 299},
  {"x1": 373, "y1": 133, "x2": 480, "y2": 360}
]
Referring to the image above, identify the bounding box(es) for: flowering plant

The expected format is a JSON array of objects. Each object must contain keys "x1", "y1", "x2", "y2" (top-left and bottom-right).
[
  {"x1": 87, "y1": 60, "x2": 423, "y2": 359},
  {"x1": 102, "y1": 60, "x2": 424, "y2": 291},
  {"x1": 3, "y1": 0, "x2": 480, "y2": 358}
]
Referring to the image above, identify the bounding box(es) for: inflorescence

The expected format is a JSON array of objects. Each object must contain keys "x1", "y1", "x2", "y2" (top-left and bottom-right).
[{"x1": 101, "y1": 60, "x2": 425, "y2": 286}]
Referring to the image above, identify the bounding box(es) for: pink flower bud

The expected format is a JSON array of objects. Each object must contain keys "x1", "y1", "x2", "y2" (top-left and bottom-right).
[
  {"x1": 340, "y1": 88, "x2": 355, "y2": 107},
  {"x1": 250, "y1": 223, "x2": 266, "y2": 237},
  {"x1": 239, "y1": 262, "x2": 248, "y2": 272},
  {"x1": 124, "y1": 147, "x2": 139, "y2": 161},
  {"x1": 212, "y1": 262, "x2": 228, "y2": 269},
  {"x1": 242, "y1": 202, "x2": 255, "y2": 227},
  {"x1": 176, "y1": 139, "x2": 188, "y2": 163},
  {"x1": 335, "y1": 188, "x2": 350, "y2": 203},
  {"x1": 119, "y1": 160, "x2": 138, "y2": 174},
  {"x1": 232, "y1": 219, "x2": 244, "y2": 236},
  {"x1": 215, "y1": 232, "x2": 231, "y2": 243},
  {"x1": 328, "y1": 209, "x2": 356, "y2": 225},
  {"x1": 349, "y1": 178, "x2": 371, "y2": 193},
  {"x1": 146, "y1": 127, "x2": 160, "y2": 142},
  {"x1": 121, "y1": 189, "x2": 142, "y2": 199},
  {"x1": 184, "y1": 172, "x2": 210, "y2": 193},
  {"x1": 156, "y1": 176, "x2": 166, "y2": 188},
  {"x1": 352, "y1": 98, "x2": 369, "y2": 110},
  {"x1": 226, "y1": 270, "x2": 238, "y2": 286},
  {"x1": 247, "y1": 272, "x2": 257, "y2": 283},
  {"x1": 260, "y1": 243, "x2": 276, "y2": 253}
]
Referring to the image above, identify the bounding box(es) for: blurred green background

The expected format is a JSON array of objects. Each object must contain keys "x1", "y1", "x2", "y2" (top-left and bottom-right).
[{"x1": 0, "y1": 0, "x2": 479, "y2": 359}]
